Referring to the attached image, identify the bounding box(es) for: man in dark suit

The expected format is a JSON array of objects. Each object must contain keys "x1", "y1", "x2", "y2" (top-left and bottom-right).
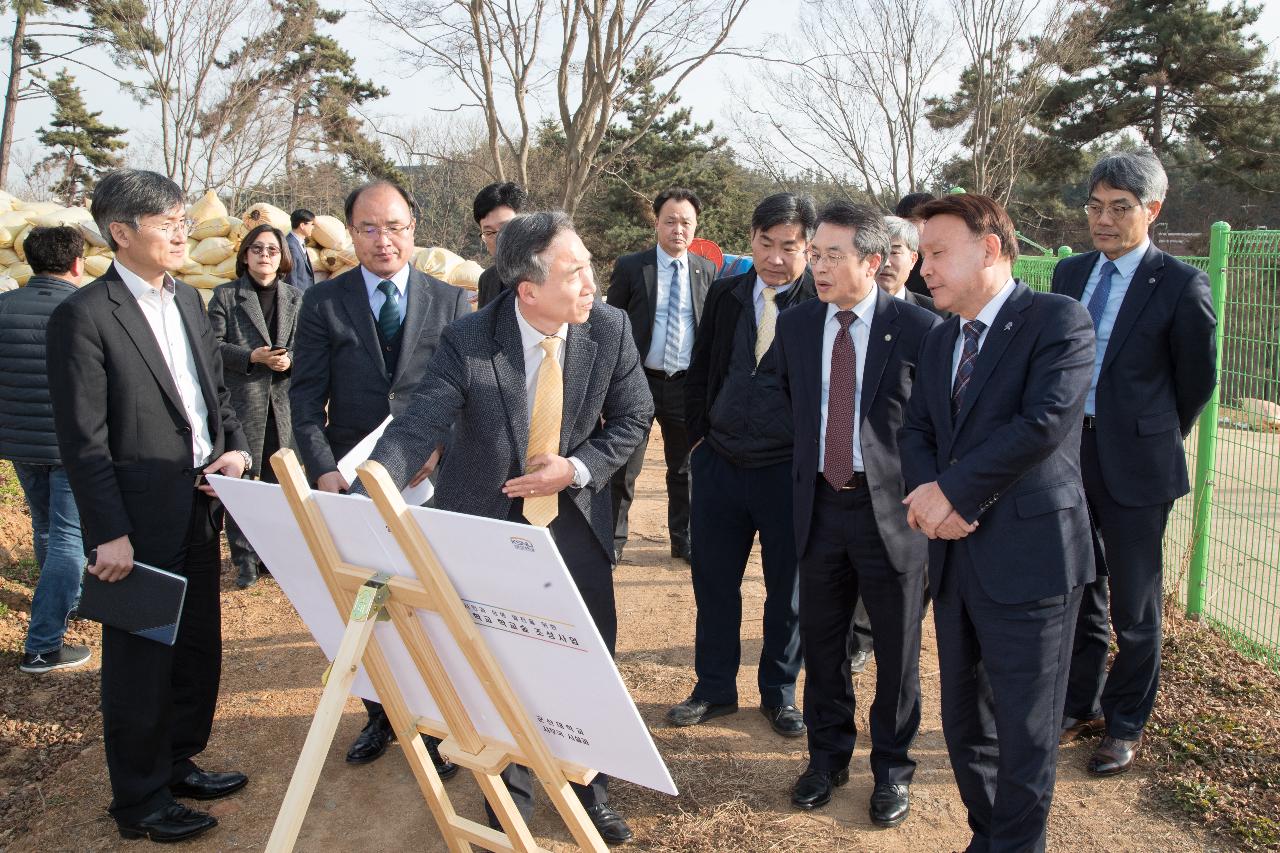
[
  {"x1": 1054, "y1": 151, "x2": 1217, "y2": 775},
  {"x1": 894, "y1": 193, "x2": 934, "y2": 297},
  {"x1": 286, "y1": 209, "x2": 315, "y2": 292},
  {"x1": 668, "y1": 193, "x2": 814, "y2": 736},
  {"x1": 473, "y1": 181, "x2": 527, "y2": 309},
  {"x1": 900, "y1": 193, "x2": 1096, "y2": 853},
  {"x1": 46, "y1": 169, "x2": 252, "y2": 844},
  {"x1": 289, "y1": 178, "x2": 469, "y2": 771},
  {"x1": 776, "y1": 202, "x2": 939, "y2": 825},
  {"x1": 364, "y1": 211, "x2": 653, "y2": 843},
  {"x1": 606, "y1": 187, "x2": 716, "y2": 562}
]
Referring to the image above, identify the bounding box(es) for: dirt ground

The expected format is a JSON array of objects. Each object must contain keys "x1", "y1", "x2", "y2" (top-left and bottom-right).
[{"x1": 0, "y1": 436, "x2": 1227, "y2": 852}]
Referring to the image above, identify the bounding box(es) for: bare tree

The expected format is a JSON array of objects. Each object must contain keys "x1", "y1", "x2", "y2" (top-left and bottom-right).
[
  {"x1": 733, "y1": 0, "x2": 954, "y2": 203},
  {"x1": 368, "y1": 0, "x2": 755, "y2": 215}
]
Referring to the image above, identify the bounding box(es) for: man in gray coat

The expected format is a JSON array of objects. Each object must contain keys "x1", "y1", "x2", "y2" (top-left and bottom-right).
[
  {"x1": 289, "y1": 178, "x2": 469, "y2": 771},
  {"x1": 365, "y1": 211, "x2": 653, "y2": 843}
]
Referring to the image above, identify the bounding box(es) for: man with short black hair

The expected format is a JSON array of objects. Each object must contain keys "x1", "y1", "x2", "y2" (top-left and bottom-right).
[
  {"x1": 473, "y1": 181, "x2": 528, "y2": 309},
  {"x1": 1055, "y1": 151, "x2": 1217, "y2": 776},
  {"x1": 606, "y1": 187, "x2": 716, "y2": 563},
  {"x1": 668, "y1": 193, "x2": 814, "y2": 735},
  {"x1": 287, "y1": 209, "x2": 315, "y2": 292},
  {"x1": 0, "y1": 226, "x2": 88, "y2": 675}
]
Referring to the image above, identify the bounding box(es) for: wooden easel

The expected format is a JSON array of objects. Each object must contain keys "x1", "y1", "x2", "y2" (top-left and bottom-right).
[{"x1": 264, "y1": 448, "x2": 607, "y2": 853}]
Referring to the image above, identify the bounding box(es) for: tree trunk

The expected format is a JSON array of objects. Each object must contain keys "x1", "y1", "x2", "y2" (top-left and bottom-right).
[{"x1": 0, "y1": 7, "x2": 28, "y2": 190}]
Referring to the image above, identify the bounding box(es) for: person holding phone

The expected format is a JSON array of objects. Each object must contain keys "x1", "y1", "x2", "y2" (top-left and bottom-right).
[{"x1": 207, "y1": 224, "x2": 303, "y2": 588}]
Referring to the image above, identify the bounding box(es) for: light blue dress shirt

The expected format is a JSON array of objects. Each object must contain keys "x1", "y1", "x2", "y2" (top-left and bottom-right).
[
  {"x1": 644, "y1": 246, "x2": 696, "y2": 372},
  {"x1": 361, "y1": 264, "x2": 411, "y2": 325},
  {"x1": 1079, "y1": 239, "x2": 1148, "y2": 416}
]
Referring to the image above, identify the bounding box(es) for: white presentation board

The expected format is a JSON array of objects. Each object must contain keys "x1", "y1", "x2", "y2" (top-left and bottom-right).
[{"x1": 209, "y1": 475, "x2": 676, "y2": 796}]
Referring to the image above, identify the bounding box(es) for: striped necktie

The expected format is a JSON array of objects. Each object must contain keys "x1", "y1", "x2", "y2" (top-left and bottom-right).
[
  {"x1": 662, "y1": 259, "x2": 683, "y2": 373},
  {"x1": 952, "y1": 320, "x2": 986, "y2": 419}
]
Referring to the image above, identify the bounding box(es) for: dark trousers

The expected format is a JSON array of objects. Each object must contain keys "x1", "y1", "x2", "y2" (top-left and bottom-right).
[
  {"x1": 226, "y1": 407, "x2": 281, "y2": 575},
  {"x1": 848, "y1": 597, "x2": 873, "y2": 655},
  {"x1": 688, "y1": 446, "x2": 800, "y2": 707},
  {"x1": 103, "y1": 490, "x2": 223, "y2": 824},
  {"x1": 935, "y1": 541, "x2": 1082, "y2": 853},
  {"x1": 800, "y1": 481, "x2": 922, "y2": 781},
  {"x1": 611, "y1": 371, "x2": 691, "y2": 557},
  {"x1": 489, "y1": 492, "x2": 614, "y2": 823},
  {"x1": 1064, "y1": 429, "x2": 1172, "y2": 739}
]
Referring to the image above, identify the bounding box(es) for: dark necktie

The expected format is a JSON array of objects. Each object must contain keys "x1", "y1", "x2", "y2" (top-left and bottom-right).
[
  {"x1": 952, "y1": 320, "x2": 986, "y2": 419},
  {"x1": 377, "y1": 279, "x2": 401, "y2": 341},
  {"x1": 823, "y1": 310, "x2": 857, "y2": 490},
  {"x1": 1086, "y1": 260, "x2": 1118, "y2": 330}
]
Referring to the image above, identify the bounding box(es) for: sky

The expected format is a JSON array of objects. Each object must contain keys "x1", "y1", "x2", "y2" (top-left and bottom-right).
[{"x1": 2, "y1": 0, "x2": 1279, "y2": 193}]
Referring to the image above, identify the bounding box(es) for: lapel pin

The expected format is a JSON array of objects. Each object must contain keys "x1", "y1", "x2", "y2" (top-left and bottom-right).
[
  {"x1": 1148, "y1": 277, "x2": 1156, "y2": 284},
  {"x1": 1003, "y1": 322, "x2": 1013, "y2": 331},
  {"x1": 884, "y1": 334, "x2": 892, "y2": 341}
]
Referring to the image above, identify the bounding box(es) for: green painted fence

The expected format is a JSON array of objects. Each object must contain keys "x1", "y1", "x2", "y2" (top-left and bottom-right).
[{"x1": 1013, "y1": 227, "x2": 1280, "y2": 668}]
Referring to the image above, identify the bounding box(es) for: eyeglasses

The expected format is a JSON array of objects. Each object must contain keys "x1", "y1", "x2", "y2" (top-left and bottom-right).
[
  {"x1": 354, "y1": 223, "x2": 415, "y2": 239},
  {"x1": 1083, "y1": 202, "x2": 1141, "y2": 218},
  {"x1": 135, "y1": 218, "x2": 196, "y2": 238},
  {"x1": 805, "y1": 251, "x2": 849, "y2": 267},
  {"x1": 480, "y1": 227, "x2": 503, "y2": 240},
  {"x1": 248, "y1": 245, "x2": 281, "y2": 257}
]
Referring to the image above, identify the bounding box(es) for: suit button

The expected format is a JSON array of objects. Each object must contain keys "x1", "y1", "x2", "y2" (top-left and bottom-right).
[
  {"x1": 388, "y1": 392, "x2": 395, "y2": 400},
  {"x1": 950, "y1": 458, "x2": 958, "y2": 465},
  {"x1": 177, "y1": 426, "x2": 190, "y2": 435}
]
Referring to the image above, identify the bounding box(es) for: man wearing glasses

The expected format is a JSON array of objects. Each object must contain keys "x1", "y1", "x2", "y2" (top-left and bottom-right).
[
  {"x1": 1054, "y1": 151, "x2": 1217, "y2": 776},
  {"x1": 290, "y1": 179, "x2": 470, "y2": 773}
]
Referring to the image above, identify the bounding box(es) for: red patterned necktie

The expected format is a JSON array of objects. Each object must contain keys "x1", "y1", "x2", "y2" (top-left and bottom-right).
[
  {"x1": 823, "y1": 310, "x2": 856, "y2": 490},
  {"x1": 952, "y1": 320, "x2": 986, "y2": 419}
]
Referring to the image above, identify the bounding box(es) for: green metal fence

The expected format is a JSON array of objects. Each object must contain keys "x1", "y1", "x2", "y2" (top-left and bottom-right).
[{"x1": 1013, "y1": 227, "x2": 1280, "y2": 669}]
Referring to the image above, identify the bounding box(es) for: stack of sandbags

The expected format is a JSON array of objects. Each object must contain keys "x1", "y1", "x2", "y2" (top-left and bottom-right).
[
  {"x1": 305, "y1": 213, "x2": 355, "y2": 280},
  {"x1": 412, "y1": 246, "x2": 484, "y2": 291},
  {"x1": 176, "y1": 191, "x2": 239, "y2": 302}
]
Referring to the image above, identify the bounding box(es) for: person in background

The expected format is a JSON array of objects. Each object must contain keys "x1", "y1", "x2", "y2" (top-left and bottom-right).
[
  {"x1": 286, "y1": 209, "x2": 315, "y2": 292},
  {"x1": 207, "y1": 224, "x2": 303, "y2": 589},
  {"x1": 474, "y1": 181, "x2": 528, "y2": 309},
  {"x1": 894, "y1": 193, "x2": 935, "y2": 297},
  {"x1": 0, "y1": 225, "x2": 89, "y2": 674}
]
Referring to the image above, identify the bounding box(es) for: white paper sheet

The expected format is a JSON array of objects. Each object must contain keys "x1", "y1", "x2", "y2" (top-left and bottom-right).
[
  {"x1": 336, "y1": 416, "x2": 433, "y2": 506},
  {"x1": 209, "y1": 475, "x2": 676, "y2": 796}
]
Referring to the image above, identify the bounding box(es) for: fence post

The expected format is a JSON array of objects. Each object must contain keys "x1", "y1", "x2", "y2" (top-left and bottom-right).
[{"x1": 1186, "y1": 221, "x2": 1230, "y2": 619}]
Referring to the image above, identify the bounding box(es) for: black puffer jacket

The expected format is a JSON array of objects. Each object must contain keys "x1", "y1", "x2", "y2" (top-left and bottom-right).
[{"x1": 0, "y1": 275, "x2": 77, "y2": 464}]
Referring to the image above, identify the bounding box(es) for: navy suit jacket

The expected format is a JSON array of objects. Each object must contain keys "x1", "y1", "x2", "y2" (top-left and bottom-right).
[
  {"x1": 286, "y1": 232, "x2": 315, "y2": 292},
  {"x1": 899, "y1": 281, "x2": 1097, "y2": 604},
  {"x1": 289, "y1": 265, "x2": 470, "y2": 482},
  {"x1": 777, "y1": 289, "x2": 939, "y2": 566},
  {"x1": 1051, "y1": 243, "x2": 1216, "y2": 507},
  {"x1": 605, "y1": 246, "x2": 716, "y2": 357}
]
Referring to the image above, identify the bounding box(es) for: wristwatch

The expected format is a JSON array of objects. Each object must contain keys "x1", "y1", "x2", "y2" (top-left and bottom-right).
[{"x1": 236, "y1": 449, "x2": 253, "y2": 474}]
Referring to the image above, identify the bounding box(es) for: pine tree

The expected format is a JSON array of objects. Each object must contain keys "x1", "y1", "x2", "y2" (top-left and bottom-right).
[{"x1": 35, "y1": 70, "x2": 126, "y2": 204}]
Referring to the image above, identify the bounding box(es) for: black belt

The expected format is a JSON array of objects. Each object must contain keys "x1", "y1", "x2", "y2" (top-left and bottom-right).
[
  {"x1": 644, "y1": 367, "x2": 687, "y2": 381},
  {"x1": 1082, "y1": 416, "x2": 1097, "y2": 430},
  {"x1": 821, "y1": 471, "x2": 868, "y2": 491}
]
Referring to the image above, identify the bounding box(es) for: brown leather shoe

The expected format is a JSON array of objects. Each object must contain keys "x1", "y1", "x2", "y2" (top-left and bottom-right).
[
  {"x1": 1059, "y1": 715, "x2": 1106, "y2": 745},
  {"x1": 1088, "y1": 734, "x2": 1142, "y2": 776}
]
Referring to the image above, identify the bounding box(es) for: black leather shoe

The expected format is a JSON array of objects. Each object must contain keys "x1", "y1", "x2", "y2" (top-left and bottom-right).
[
  {"x1": 1060, "y1": 714, "x2": 1106, "y2": 745},
  {"x1": 425, "y1": 734, "x2": 459, "y2": 780},
  {"x1": 1088, "y1": 734, "x2": 1142, "y2": 776},
  {"x1": 585, "y1": 804, "x2": 633, "y2": 844},
  {"x1": 665, "y1": 695, "x2": 738, "y2": 727},
  {"x1": 118, "y1": 802, "x2": 217, "y2": 842},
  {"x1": 670, "y1": 543, "x2": 691, "y2": 563},
  {"x1": 791, "y1": 765, "x2": 848, "y2": 810},
  {"x1": 869, "y1": 782, "x2": 910, "y2": 827},
  {"x1": 170, "y1": 768, "x2": 248, "y2": 800},
  {"x1": 849, "y1": 649, "x2": 873, "y2": 673},
  {"x1": 235, "y1": 564, "x2": 259, "y2": 589},
  {"x1": 761, "y1": 704, "x2": 806, "y2": 737},
  {"x1": 346, "y1": 716, "x2": 394, "y2": 764}
]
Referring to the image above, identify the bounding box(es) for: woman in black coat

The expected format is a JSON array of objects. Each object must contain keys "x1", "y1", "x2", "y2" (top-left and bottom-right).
[{"x1": 207, "y1": 224, "x2": 303, "y2": 588}]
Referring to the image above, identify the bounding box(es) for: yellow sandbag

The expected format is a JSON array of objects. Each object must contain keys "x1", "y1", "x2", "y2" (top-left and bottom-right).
[
  {"x1": 0, "y1": 226, "x2": 12, "y2": 249},
  {"x1": 0, "y1": 248, "x2": 19, "y2": 266},
  {"x1": 211, "y1": 254, "x2": 239, "y2": 279},
  {"x1": 320, "y1": 247, "x2": 357, "y2": 272},
  {"x1": 445, "y1": 259, "x2": 483, "y2": 290},
  {"x1": 412, "y1": 246, "x2": 467, "y2": 281},
  {"x1": 239, "y1": 202, "x2": 290, "y2": 233},
  {"x1": 8, "y1": 263, "x2": 33, "y2": 285},
  {"x1": 184, "y1": 273, "x2": 225, "y2": 290},
  {"x1": 197, "y1": 287, "x2": 215, "y2": 307},
  {"x1": 310, "y1": 214, "x2": 348, "y2": 249},
  {"x1": 79, "y1": 219, "x2": 108, "y2": 248},
  {"x1": 17, "y1": 201, "x2": 60, "y2": 222},
  {"x1": 179, "y1": 256, "x2": 203, "y2": 276},
  {"x1": 228, "y1": 216, "x2": 246, "y2": 242},
  {"x1": 84, "y1": 255, "x2": 112, "y2": 278},
  {"x1": 187, "y1": 190, "x2": 227, "y2": 223},
  {"x1": 34, "y1": 206, "x2": 92, "y2": 228},
  {"x1": 13, "y1": 225, "x2": 32, "y2": 261},
  {"x1": 0, "y1": 190, "x2": 17, "y2": 211},
  {"x1": 86, "y1": 244, "x2": 113, "y2": 257},
  {"x1": 0, "y1": 211, "x2": 29, "y2": 231},
  {"x1": 190, "y1": 216, "x2": 232, "y2": 240},
  {"x1": 306, "y1": 246, "x2": 322, "y2": 269},
  {"x1": 190, "y1": 236, "x2": 235, "y2": 265}
]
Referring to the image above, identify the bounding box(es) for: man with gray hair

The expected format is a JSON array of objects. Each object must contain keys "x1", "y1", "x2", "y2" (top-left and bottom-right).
[
  {"x1": 364, "y1": 211, "x2": 653, "y2": 843},
  {"x1": 47, "y1": 169, "x2": 250, "y2": 843},
  {"x1": 877, "y1": 216, "x2": 943, "y2": 317},
  {"x1": 1053, "y1": 150, "x2": 1217, "y2": 776}
]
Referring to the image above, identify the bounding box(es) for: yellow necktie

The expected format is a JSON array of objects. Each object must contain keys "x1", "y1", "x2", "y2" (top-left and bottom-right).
[
  {"x1": 755, "y1": 285, "x2": 779, "y2": 364},
  {"x1": 524, "y1": 336, "x2": 563, "y2": 527}
]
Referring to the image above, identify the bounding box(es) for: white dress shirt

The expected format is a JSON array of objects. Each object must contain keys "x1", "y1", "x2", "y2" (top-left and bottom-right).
[
  {"x1": 645, "y1": 245, "x2": 696, "y2": 372},
  {"x1": 751, "y1": 276, "x2": 795, "y2": 323},
  {"x1": 362, "y1": 264, "x2": 411, "y2": 323},
  {"x1": 819, "y1": 286, "x2": 878, "y2": 474},
  {"x1": 514, "y1": 303, "x2": 590, "y2": 488},
  {"x1": 951, "y1": 278, "x2": 1017, "y2": 383},
  {"x1": 1080, "y1": 238, "x2": 1148, "y2": 416},
  {"x1": 115, "y1": 260, "x2": 213, "y2": 466}
]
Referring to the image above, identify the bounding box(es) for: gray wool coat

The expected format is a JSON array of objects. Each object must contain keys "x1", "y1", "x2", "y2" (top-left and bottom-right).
[{"x1": 207, "y1": 275, "x2": 302, "y2": 470}]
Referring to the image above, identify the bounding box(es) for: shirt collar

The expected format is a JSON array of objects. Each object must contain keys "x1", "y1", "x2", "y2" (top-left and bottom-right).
[
  {"x1": 753, "y1": 273, "x2": 795, "y2": 299},
  {"x1": 1098, "y1": 238, "x2": 1150, "y2": 280},
  {"x1": 361, "y1": 263, "x2": 411, "y2": 299},
  {"x1": 971, "y1": 278, "x2": 1017, "y2": 328},
  {"x1": 824, "y1": 284, "x2": 878, "y2": 326},
  {"x1": 514, "y1": 301, "x2": 568, "y2": 350},
  {"x1": 655, "y1": 244, "x2": 687, "y2": 271},
  {"x1": 115, "y1": 260, "x2": 175, "y2": 300}
]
